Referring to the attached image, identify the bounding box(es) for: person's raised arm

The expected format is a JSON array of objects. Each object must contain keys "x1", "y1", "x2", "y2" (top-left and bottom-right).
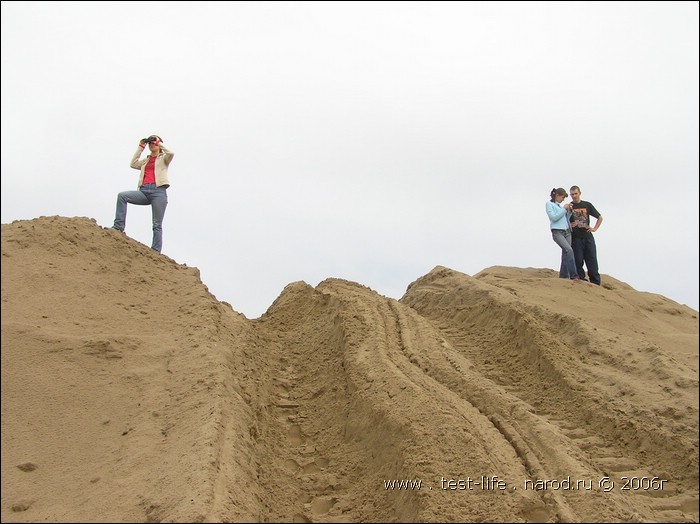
[{"x1": 131, "y1": 138, "x2": 148, "y2": 169}]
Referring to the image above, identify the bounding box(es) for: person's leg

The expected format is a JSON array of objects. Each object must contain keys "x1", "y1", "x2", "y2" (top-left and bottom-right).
[
  {"x1": 571, "y1": 236, "x2": 586, "y2": 280},
  {"x1": 562, "y1": 230, "x2": 578, "y2": 279},
  {"x1": 584, "y1": 235, "x2": 601, "y2": 285},
  {"x1": 146, "y1": 187, "x2": 168, "y2": 253},
  {"x1": 552, "y1": 230, "x2": 577, "y2": 279},
  {"x1": 113, "y1": 190, "x2": 149, "y2": 231},
  {"x1": 552, "y1": 231, "x2": 568, "y2": 277}
]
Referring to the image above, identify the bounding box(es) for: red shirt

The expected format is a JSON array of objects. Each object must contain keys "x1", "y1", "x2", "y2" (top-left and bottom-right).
[{"x1": 142, "y1": 156, "x2": 157, "y2": 185}]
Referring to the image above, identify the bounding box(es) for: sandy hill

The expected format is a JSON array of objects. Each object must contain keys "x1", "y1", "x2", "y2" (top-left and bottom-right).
[{"x1": 1, "y1": 216, "x2": 698, "y2": 523}]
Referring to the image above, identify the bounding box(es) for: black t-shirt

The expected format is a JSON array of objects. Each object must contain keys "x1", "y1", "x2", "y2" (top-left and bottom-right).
[{"x1": 570, "y1": 200, "x2": 601, "y2": 238}]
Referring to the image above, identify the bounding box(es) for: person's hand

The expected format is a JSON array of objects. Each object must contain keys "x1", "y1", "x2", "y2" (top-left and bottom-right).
[{"x1": 139, "y1": 138, "x2": 147, "y2": 148}]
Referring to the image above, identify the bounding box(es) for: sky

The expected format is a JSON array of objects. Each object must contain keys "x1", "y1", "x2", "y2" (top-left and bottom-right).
[{"x1": 2, "y1": 1, "x2": 698, "y2": 318}]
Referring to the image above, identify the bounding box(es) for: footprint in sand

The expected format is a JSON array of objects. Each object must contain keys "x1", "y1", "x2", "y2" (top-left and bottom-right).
[
  {"x1": 309, "y1": 496, "x2": 336, "y2": 516},
  {"x1": 284, "y1": 458, "x2": 301, "y2": 472},
  {"x1": 288, "y1": 424, "x2": 305, "y2": 446},
  {"x1": 11, "y1": 499, "x2": 35, "y2": 512}
]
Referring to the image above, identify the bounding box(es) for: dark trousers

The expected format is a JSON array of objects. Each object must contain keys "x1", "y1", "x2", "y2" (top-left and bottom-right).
[{"x1": 571, "y1": 233, "x2": 600, "y2": 285}]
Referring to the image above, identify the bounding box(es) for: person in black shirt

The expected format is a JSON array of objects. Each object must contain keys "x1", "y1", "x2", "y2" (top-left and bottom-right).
[{"x1": 569, "y1": 186, "x2": 603, "y2": 285}]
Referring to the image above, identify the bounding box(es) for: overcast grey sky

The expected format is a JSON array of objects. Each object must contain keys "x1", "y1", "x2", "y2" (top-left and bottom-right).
[{"x1": 2, "y1": 1, "x2": 698, "y2": 318}]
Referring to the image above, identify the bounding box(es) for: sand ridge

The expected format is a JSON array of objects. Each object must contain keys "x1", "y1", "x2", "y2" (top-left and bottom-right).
[{"x1": 2, "y1": 216, "x2": 698, "y2": 522}]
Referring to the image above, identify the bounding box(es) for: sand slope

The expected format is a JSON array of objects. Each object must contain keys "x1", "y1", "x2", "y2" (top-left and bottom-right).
[{"x1": 2, "y1": 216, "x2": 698, "y2": 523}]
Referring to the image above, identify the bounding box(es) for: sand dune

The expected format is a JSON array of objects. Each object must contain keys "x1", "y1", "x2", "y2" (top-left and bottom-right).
[{"x1": 2, "y1": 216, "x2": 698, "y2": 523}]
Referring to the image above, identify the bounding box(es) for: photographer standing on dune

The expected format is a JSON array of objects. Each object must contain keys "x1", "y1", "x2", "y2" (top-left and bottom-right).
[{"x1": 112, "y1": 135, "x2": 174, "y2": 253}]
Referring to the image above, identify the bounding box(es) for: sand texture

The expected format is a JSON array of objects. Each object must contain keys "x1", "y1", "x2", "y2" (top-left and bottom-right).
[{"x1": 2, "y1": 216, "x2": 698, "y2": 522}]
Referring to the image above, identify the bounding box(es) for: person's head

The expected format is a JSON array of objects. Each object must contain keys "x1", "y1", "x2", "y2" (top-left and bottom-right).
[
  {"x1": 146, "y1": 135, "x2": 163, "y2": 154},
  {"x1": 569, "y1": 185, "x2": 581, "y2": 203},
  {"x1": 550, "y1": 187, "x2": 568, "y2": 203}
]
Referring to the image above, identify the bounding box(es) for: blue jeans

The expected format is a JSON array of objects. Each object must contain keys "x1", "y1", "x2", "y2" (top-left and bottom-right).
[
  {"x1": 551, "y1": 229, "x2": 578, "y2": 279},
  {"x1": 572, "y1": 233, "x2": 600, "y2": 285},
  {"x1": 113, "y1": 184, "x2": 168, "y2": 252}
]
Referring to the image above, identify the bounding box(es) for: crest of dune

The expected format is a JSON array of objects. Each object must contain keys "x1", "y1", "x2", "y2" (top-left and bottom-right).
[{"x1": 2, "y1": 216, "x2": 698, "y2": 522}]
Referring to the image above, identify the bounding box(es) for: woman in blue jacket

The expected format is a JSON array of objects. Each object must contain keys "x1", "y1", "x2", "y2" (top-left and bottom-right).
[{"x1": 546, "y1": 188, "x2": 580, "y2": 281}]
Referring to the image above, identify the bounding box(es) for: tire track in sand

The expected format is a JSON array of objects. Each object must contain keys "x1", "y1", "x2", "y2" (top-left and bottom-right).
[{"x1": 400, "y1": 266, "x2": 698, "y2": 522}]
